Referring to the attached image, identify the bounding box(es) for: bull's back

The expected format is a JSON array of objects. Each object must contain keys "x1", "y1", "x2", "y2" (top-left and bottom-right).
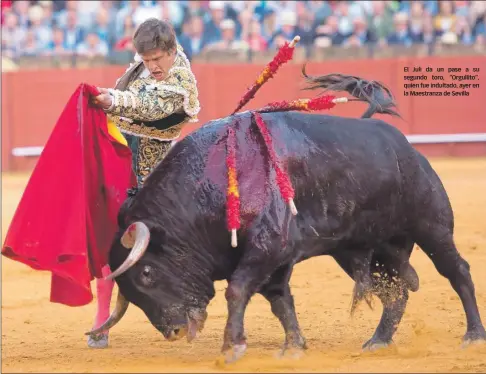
[
  {"x1": 256, "y1": 111, "x2": 423, "y2": 245},
  {"x1": 192, "y1": 110, "x2": 419, "y2": 210},
  {"x1": 260, "y1": 111, "x2": 416, "y2": 192}
]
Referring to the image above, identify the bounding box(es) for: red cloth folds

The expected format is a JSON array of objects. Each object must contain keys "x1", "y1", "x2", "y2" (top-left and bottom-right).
[{"x1": 2, "y1": 83, "x2": 135, "y2": 307}]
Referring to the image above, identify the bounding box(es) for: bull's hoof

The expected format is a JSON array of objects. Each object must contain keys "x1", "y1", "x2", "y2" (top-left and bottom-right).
[
  {"x1": 276, "y1": 333, "x2": 307, "y2": 359},
  {"x1": 462, "y1": 328, "x2": 486, "y2": 348},
  {"x1": 87, "y1": 333, "x2": 109, "y2": 349},
  {"x1": 276, "y1": 346, "x2": 306, "y2": 360},
  {"x1": 220, "y1": 343, "x2": 247, "y2": 364},
  {"x1": 362, "y1": 336, "x2": 391, "y2": 352}
]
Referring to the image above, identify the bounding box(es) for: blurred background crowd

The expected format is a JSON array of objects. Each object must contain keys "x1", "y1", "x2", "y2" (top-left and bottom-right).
[{"x1": 2, "y1": 0, "x2": 485, "y2": 62}]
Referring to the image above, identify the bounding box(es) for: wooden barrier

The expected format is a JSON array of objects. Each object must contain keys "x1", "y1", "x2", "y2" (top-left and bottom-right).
[{"x1": 2, "y1": 55, "x2": 486, "y2": 171}]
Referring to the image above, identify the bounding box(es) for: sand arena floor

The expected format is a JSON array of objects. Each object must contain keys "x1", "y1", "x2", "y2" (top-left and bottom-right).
[{"x1": 2, "y1": 158, "x2": 486, "y2": 373}]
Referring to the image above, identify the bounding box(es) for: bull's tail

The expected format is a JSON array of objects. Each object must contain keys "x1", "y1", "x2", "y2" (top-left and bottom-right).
[{"x1": 301, "y1": 65, "x2": 400, "y2": 119}]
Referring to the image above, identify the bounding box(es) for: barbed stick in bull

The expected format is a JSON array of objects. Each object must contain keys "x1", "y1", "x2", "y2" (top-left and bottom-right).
[
  {"x1": 224, "y1": 96, "x2": 350, "y2": 247},
  {"x1": 231, "y1": 35, "x2": 301, "y2": 115},
  {"x1": 226, "y1": 126, "x2": 241, "y2": 248},
  {"x1": 224, "y1": 36, "x2": 301, "y2": 248},
  {"x1": 225, "y1": 41, "x2": 354, "y2": 248}
]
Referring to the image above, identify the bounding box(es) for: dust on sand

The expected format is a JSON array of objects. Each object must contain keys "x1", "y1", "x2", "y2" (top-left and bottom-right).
[{"x1": 2, "y1": 158, "x2": 486, "y2": 373}]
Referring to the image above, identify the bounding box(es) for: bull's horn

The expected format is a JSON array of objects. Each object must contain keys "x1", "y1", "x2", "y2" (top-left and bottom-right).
[
  {"x1": 85, "y1": 291, "x2": 129, "y2": 336},
  {"x1": 106, "y1": 222, "x2": 150, "y2": 280}
]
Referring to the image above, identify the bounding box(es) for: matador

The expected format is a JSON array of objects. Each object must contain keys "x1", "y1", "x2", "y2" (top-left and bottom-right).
[{"x1": 89, "y1": 17, "x2": 200, "y2": 348}]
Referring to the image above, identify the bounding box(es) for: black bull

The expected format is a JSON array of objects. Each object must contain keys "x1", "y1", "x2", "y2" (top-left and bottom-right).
[{"x1": 88, "y1": 72, "x2": 485, "y2": 362}]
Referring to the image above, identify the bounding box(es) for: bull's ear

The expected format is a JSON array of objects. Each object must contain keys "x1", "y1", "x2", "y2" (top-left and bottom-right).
[
  {"x1": 117, "y1": 194, "x2": 137, "y2": 228},
  {"x1": 147, "y1": 228, "x2": 167, "y2": 253}
]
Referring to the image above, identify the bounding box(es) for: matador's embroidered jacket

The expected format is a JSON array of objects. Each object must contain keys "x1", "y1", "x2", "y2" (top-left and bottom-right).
[{"x1": 104, "y1": 44, "x2": 200, "y2": 185}]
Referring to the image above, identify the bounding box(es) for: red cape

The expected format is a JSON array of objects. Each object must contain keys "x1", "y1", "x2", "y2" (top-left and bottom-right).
[{"x1": 2, "y1": 83, "x2": 135, "y2": 307}]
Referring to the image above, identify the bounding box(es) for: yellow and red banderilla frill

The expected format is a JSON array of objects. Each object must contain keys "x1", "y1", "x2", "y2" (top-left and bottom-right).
[
  {"x1": 226, "y1": 126, "x2": 240, "y2": 248},
  {"x1": 257, "y1": 96, "x2": 349, "y2": 113},
  {"x1": 253, "y1": 112, "x2": 297, "y2": 216},
  {"x1": 232, "y1": 36, "x2": 301, "y2": 115}
]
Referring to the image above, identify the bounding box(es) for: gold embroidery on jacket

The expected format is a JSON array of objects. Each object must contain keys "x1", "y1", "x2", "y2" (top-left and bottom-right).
[
  {"x1": 137, "y1": 138, "x2": 173, "y2": 184},
  {"x1": 120, "y1": 122, "x2": 185, "y2": 141}
]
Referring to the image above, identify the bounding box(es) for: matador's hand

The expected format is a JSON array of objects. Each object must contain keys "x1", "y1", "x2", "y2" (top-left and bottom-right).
[{"x1": 92, "y1": 87, "x2": 113, "y2": 110}]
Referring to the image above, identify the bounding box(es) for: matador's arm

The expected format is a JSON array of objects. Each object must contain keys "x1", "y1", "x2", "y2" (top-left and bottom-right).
[{"x1": 104, "y1": 68, "x2": 200, "y2": 122}]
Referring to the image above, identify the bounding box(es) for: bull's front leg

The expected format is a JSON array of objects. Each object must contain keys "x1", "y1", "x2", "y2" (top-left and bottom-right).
[
  {"x1": 221, "y1": 249, "x2": 280, "y2": 363},
  {"x1": 259, "y1": 264, "x2": 307, "y2": 358},
  {"x1": 222, "y1": 280, "x2": 250, "y2": 363}
]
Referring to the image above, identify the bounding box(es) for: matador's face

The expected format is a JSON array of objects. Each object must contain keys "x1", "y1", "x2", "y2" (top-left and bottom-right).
[{"x1": 139, "y1": 48, "x2": 176, "y2": 81}]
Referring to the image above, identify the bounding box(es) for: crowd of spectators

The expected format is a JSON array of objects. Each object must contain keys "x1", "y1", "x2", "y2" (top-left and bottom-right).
[{"x1": 2, "y1": 0, "x2": 485, "y2": 62}]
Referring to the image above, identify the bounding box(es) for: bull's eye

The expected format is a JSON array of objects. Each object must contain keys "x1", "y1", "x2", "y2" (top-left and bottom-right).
[
  {"x1": 142, "y1": 265, "x2": 151, "y2": 277},
  {"x1": 139, "y1": 265, "x2": 155, "y2": 287}
]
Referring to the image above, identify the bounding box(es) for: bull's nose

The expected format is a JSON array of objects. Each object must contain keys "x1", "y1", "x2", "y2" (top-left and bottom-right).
[{"x1": 167, "y1": 326, "x2": 186, "y2": 341}]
